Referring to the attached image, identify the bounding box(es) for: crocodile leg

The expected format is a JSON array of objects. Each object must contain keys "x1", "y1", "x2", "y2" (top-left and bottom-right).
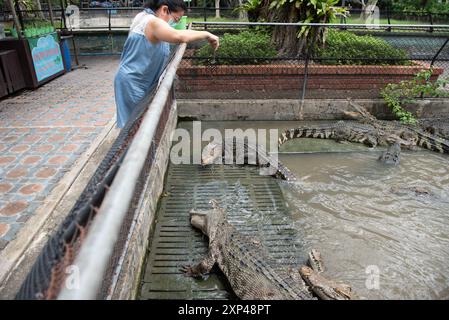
[{"x1": 181, "y1": 252, "x2": 216, "y2": 279}]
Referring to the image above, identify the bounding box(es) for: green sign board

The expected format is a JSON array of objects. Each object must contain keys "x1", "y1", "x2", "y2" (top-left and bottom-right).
[{"x1": 27, "y1": 33, "x2": 64, "y2": 82}]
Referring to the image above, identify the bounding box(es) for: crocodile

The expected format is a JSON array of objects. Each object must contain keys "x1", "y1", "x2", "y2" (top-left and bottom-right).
[
  {"x1": 378, "y1": 142, "x2": 401, "y2": 165},
  {"x1": 419, "y1": 118, "x2": 449, "y2": 140},
  {"x1": 299, "y1": 249, "x2": 355, "y2": 300},
  {"x1": 202, "y1": 137, "x2": 297, "y2": 181},
  {"x1": 278, "y1": 118, "x2": 449, "y2": 155},
  {"x1": 390, "y1": 184, "x2": 432, "y2": 197},
  {"x1": 182, "y1": 200, "x2": 355, "y2": 300},
  {"x1": 181, "y1": 199, "x2": 314, "y2": 300},
  {"x1": 344, "y1": 101, "x2": 449, "y2": 154},
  {"x1": 279, "y1": 121, "x2": 384, "y2": 149}
]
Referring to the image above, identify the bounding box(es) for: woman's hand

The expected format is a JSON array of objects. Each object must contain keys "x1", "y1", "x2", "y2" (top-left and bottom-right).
[{"x1": 207, "y1": 33, "x2": 219, "y2": 51}]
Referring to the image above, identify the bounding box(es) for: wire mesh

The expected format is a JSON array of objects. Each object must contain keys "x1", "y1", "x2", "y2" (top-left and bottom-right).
[
  {"x1": 97, "y1": 87, "x2": 175, "y2": 299},
  {"x1": 15, "y1": 44, "x2": 180, "y2": 300},
  {"x1": 176, "y1": 22, "x2": 449, "y2": 100}
]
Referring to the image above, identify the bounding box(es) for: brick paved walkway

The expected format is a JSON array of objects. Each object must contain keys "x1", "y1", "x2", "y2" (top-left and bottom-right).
[{"x1": 0, "y1": 56, "x2": 119, "y2": 252}]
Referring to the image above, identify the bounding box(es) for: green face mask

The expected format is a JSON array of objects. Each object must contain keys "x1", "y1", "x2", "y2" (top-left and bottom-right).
[{"x1": 168, "y1": 18, "x2": 177, "y2": 27}]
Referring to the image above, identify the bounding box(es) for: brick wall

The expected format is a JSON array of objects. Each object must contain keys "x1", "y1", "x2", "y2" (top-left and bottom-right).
[{"x1": 176, "y1": 62, "x2": 444, "y2": 99}]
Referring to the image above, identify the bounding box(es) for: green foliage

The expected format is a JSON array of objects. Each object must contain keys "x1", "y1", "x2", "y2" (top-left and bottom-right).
[
  {"x1": 316, "y1": 30, "x2": 410, "y2": 65},
  {"x1": 391, "y1": 0, "x2": 449, "y2": 14},
  {"x1": 381, "y1": 69, "x2": 449, "y2": 124},
  {"x1": 238, "y1": 0, "x2": 349, "y2": 54},
  {"x1": 24, "y1": 18, "x2": 53, "y2": 29},
  {"x1": 296, "y1": 0, "x2": 348, "y2": 38},
  {"x1": 238, "y1": 0, "x2": 263, "y2": 12},
  {"x1": 236, "y1": 0, "x2": 264, "y2": 21},
  {"x1": 194, "y1": 31, "x2": 277, "y2": 65},
  {"x1": 268, "y1": 0, "x2": 348, "y2": 41}
]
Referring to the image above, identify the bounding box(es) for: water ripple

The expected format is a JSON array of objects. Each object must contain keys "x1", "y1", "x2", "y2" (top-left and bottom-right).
[{"x1": 279, "y1": 151, "x2": 449, "y2": 300}]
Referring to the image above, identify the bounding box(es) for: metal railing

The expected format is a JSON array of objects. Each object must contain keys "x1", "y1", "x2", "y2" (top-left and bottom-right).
[
  {"x1": 15, "y1": 24, "x2": 186, "y2": 302},
  {"x1": 1, "y1": 6, "x2": 449, "y2": 33},
  {"x1": 56, "y1": 34, "x2": 186, "y2": 301}
]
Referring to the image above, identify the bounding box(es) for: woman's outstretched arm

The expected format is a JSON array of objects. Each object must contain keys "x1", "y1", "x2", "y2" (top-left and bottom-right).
[{"x1": 146, "y1": 17, "x2": 219, "y2": 50}]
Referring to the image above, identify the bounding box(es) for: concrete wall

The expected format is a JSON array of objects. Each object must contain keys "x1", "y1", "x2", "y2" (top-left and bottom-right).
[{"x1": 177, "y1": 98, "x2": 449, "y2": 121}]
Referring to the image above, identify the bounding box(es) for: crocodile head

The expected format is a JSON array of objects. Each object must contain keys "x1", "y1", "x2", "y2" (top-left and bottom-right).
[
  {"x1": 201, "y1": 141, "x2": 223, "y2": 165},
  {"x1": 308, "y1": 249, "x2": 325, "y2": 273},
  {"x1": 189, "y1": 199, "x2": 224, "y2": 241},
  {"x1": 299, "y1": 266, "x2": 354, "y2": 300},
  {"x1": 378, "y1": 142, "x2": 401, "y2": 165}
]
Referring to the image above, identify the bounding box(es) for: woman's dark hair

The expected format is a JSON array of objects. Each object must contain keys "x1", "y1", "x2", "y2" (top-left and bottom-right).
[{"x1": 144, "y1": 0, "x2": 187, "y2": 12}]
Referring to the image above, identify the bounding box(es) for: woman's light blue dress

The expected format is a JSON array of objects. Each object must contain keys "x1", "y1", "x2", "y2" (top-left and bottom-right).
[{"x1": 114, "y1": 9, "x2": 170, "y2": 128}]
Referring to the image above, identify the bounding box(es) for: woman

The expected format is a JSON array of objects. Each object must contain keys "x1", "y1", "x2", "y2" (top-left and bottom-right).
[{"x1": 114, "y1": 0, "x2": 219, "y2": 128}]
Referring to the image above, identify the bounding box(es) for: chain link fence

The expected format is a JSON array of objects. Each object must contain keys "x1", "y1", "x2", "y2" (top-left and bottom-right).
[
  {"x1": 2, "y1": 5, "x2": 449, "y2": 32},
  {"x1": 176, "y1": 22, "x2": 449, "y2": 100},
  {"x1": 15, "y1": 41, "x2": 181, "y2": 300}
]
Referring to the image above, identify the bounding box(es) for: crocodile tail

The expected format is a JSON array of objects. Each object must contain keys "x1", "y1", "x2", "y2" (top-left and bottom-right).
[
  {"x1": 417, "y1": 136, "x2": 449, "y2": 154},
  {"x1": 278, "y1": 129, "x2": 295, "y2": 146},
  {"x1": 278, "y1": 127, "x2": 332, "y2": 147}
]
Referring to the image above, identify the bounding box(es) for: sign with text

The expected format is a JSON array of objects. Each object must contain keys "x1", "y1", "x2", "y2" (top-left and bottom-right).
[{"x1": 27, "y1": 33, "x2": 64, "y2": 82}]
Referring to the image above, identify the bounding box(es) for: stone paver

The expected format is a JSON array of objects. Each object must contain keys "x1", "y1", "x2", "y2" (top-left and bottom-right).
[{"x1": 0, "y1": 56, "x2": 119, "y2": 250}]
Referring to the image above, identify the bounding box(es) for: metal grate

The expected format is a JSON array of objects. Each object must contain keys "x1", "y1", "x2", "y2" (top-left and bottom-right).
[{"x1": 139, "y1": 164, "x2": 308, "y2": 300}]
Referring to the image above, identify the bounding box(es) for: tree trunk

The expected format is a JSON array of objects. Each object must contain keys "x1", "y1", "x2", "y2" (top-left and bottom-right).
[
  {"x1": 257, "y1": 1, "x2": 334, "y2": 57},
  {"x1": 47, "y1": 0, "x2": 55, "y2": 27},
  {"x1": 238, "y1": 0, "x2": 246, "y2": 20},
  {"x1": 270, "y1": 5, "x2": 303, "y2": 57},
  {"x1": 34, "y1": 0, "x2": 46, "y2": 19},
  {"x1": 6, "y1": 0, "x2": 23, "y2": 37},
  {"x1": 359, "y1": 0, "x2": 378, "y2": 22},
  {"x1": 215, "y1": 0, "x2": 220, "y2": 19}
]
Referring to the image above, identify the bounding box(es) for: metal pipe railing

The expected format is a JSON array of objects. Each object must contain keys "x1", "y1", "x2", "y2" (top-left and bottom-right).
[
  {"x1": 57, "y1": 41, "x2": 187, "y2": 300},
  {"x1": 3, "y1": 7, "x2": 448, "y2": 32},
  {"x1": 190, "y1": 21, "x2": 449, "y2": 29}
]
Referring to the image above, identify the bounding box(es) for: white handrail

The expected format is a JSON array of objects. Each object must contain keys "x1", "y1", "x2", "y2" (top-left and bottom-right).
[
  {"x1": 191, "y1": 21, "x2": 449, "y2": 29},
  {"x1": 57, "y1": 42, "x2": 186, "y2": 300}
]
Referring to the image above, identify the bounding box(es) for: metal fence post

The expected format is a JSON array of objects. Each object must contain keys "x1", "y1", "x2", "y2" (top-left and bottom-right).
[
  {"x1": 429, "y1": 13, "x2": 434, "y2": 33},
  {"x1": 430, "y1": 37, "x2": 449, "y2": 67},
  {"x1": 386, "y1": 7, "x2": 392, "y2": 32},
  {"x1": 203, "y1": 5, "x2": 208, "y2": 30},
  {"x1": 301, "y1": 53, "x2": 309, "y2": 103},
  {"x1": 14, "y1": 6, "x2": 25, "y2": 32},
  {"x1": 108, "y1": 9, "x2": 112, "y2": 31}
]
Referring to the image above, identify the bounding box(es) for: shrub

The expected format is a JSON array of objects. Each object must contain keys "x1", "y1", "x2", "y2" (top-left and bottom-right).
[
  {"x1": 391, "y1": 0, "x2": 449, "y2": 15},
  {"x1": 315, "y1": 30, "x2": 411, "y2": 66},
  {"x1": 194, "y1": 31, "x2": 277, "y2": 65},
  {"x1": 381, "y1": 69, "x2": 449, "y2": 125}
]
